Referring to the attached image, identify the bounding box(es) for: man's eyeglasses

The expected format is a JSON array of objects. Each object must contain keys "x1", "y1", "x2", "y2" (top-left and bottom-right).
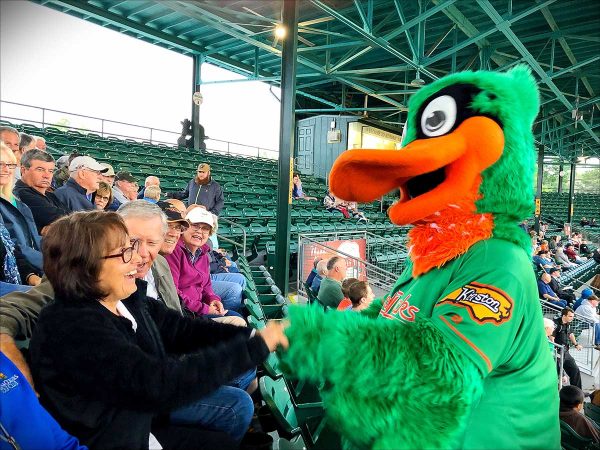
[
  {"x1": 189, "y1": 223, "x2": 212, "y2": 233},
  {"x1": 102, "y1": 239, "x2": 140, "y2": 263},
  {"x1": 168, "y1": 223, "x2": 188, "y2": 233},
  {"x1": 0, "y1": 162, "x2": 18, "y2": 170}
]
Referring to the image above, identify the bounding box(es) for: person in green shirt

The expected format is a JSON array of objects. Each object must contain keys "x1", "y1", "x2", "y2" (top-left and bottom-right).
[{"x1": 317, "y1": 256, "x2": 346, "y2": 309}]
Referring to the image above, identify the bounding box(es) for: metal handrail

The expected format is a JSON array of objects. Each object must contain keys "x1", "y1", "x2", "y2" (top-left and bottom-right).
[{"x1": 0, "y1": 99, "x2": 278, "y2": 159}]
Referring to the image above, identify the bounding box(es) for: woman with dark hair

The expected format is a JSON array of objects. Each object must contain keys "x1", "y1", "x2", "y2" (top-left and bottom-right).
[
  {"x1": 29, "y1": 211, "x2": 288, "y2": 449},
  {"x1": 91, "y1": 181, "x2": 113, "y2": 210}
]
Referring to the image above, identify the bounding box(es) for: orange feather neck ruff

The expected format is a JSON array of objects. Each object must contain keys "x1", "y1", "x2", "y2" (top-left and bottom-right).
[{"x1": 407, "y1": 199, "x2": 494, "y2": 277}]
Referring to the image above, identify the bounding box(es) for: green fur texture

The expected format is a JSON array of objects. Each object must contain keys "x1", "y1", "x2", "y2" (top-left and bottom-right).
[
  {"x1": 403, "y1": 66, "x2": 539, "y2": 252},
  {"x1": 282, "y1": 304, "x2": 483, "y2": 449}
]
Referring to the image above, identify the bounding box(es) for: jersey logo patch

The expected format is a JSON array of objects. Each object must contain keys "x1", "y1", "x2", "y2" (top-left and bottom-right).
[
  {"x1": 438, "y1": 282, "x2": 513, "y2": 325},
  {"x1": 379, "y1": 290, "x2": 420, "y2": 322}
]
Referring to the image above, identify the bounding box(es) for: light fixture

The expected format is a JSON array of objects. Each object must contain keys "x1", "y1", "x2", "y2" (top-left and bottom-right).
[
  {"x1": 274, "y1": 24, "x2": 287, "y2": 39},
  {"x1": 411, "y1": 68, "x2": 425, "y2": 86}
]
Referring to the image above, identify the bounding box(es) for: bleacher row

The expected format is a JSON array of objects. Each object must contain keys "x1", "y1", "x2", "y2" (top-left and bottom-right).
[
  {"x1": 541, "y1": 192, "x2": 600, "y2": 224},
  {"x1": 2, "y1": 120, "x2": 407, "y2": 263}
]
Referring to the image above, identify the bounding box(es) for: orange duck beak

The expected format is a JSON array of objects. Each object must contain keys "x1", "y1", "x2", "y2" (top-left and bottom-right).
[{"x1": 329, "y1": 116, "x2": 505, "y2": 225}]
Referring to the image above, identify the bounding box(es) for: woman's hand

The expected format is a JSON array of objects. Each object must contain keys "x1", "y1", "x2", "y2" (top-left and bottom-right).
[
  {"x1": 257, "y1": 321, "x2": 289, "y2": 352},
  {"x1": 209, "y1": 301, "x2": 225, "y2": 316}
]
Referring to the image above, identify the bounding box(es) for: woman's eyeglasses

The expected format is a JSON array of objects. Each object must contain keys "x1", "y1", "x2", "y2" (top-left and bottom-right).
[
  {"x1": 102, "y1": 239, "x2": 140, "y2": 263},
  {"x1": 0, "y1": 162, "x2": 18, "y2": 170}
]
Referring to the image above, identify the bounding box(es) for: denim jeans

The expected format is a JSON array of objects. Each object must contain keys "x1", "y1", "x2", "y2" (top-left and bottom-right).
[
  {"x1": 211, "y1": 272, "x2": 246, "y2": 289},
  {"x1": 212, "y1": 279, "x2": 243, "y2": 312},
  {"x1": 169, "y1": 382, "x2": 254, "y2": 441}
]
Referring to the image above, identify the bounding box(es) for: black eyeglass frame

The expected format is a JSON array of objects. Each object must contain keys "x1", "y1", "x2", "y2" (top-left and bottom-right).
[{"x1": 102, "y1": 239, "x2": 140, "y2": 263}]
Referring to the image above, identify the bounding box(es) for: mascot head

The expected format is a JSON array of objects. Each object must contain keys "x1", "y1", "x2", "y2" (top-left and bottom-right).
[{"x1": 330, "y1": 66, "x2": 539, "y2": 250}]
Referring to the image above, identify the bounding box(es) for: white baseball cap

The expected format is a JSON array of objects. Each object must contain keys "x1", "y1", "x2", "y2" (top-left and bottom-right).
[
  {"x1": 185, "y1": 207, "x2": 214, "y2": 227},
  {"x1": 69, "y1": 156, "x2": 108, "y2": 173}
]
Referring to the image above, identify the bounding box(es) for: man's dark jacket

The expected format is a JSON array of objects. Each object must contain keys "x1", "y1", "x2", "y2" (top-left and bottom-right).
[
  {"x1": 13, "y1": 180, "x2": 68, "y2": 233},
  {"x1": 169, "y1": 177, "x2": 224, "y2": 215},
  {"x1": 53, "y1": 178, "x2": 95, "y2": 212},
  {"x1": 29, "y1": 280, "x2": 269, "y2": 450}
]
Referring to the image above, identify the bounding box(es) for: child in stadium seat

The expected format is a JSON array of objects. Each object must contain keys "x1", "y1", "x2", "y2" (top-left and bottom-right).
[
  {"x1": 347, "y1": 280, "x2": 375, "y2": 312},
  {"x1": 337, "y1": 277, "x2": 359, "y2": 311},
  {"x1": 559, "y1": 386, "x2": 600, "y2": 443}
]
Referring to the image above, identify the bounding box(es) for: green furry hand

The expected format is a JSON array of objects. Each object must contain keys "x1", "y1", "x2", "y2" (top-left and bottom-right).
[{"x1": 281, "y1": 303, "x2": 483, "y2": 449}]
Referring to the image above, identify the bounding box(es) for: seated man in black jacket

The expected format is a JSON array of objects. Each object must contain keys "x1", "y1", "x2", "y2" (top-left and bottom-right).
[
  {"x1": 547, "y1": 267, "x2": 576, "y2": 306},
  {"x1": 13, "y1": 150, "x2": 68, "y2": 235}
]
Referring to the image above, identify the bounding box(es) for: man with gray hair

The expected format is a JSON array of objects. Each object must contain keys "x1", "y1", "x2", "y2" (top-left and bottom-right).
[
  {"x1": 13, "y1": 149, "x2": 68, "y2": 234},
  {"x1": 137, "y1": 175, "x2": 160, "y2": 199},
  {"x1": 54, "y1": 155, "x2": 107, "y2": 212},
  {"x1": 0, "y1": 126, "x2": 19, "y2": 154},
  {"x1": 33, "y1": 136, "x2": 46, "y2": 151}
]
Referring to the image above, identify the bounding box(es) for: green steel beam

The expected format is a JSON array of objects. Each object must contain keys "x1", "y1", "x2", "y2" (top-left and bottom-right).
[
  {"x1": 296, "y1": 107, "x2": 400, "y2": 113},
  {"x1": 548, "y1": 56, "x2": 600, "y2": 80},
  {"x1": 353, "y1": 0, "x2": 370, "y2": 32},
  {"x1": 540, "y1": 6, "x2": 596, "y2": 98},
  {"x1": 426, "y1": 0, "x2": 557, "y2": 67},
  {"x1": 274, "y1": 0, "x2": 298, "y2": 295},
  {"x1": 477, "y1": 0, "x2": 600, "y2": 145},
  {"x1": 393, "y1": 0, "x2": 417, "y2": 60},
  {"x1": 310, "y1": 0, "x2": 440, "y2": 80}
]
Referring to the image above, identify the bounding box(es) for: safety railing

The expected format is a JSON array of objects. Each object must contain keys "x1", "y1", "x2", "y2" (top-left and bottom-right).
[
  {"x1": 0, "y1": 99, "x2": 278, "y2": 159},
  {"x1": 541, "y1": 300, "x2": 597, "y2": 376},
  {"x1": 297, "y1": 231, "x2": 407, "y2": 299},
  {"x1": 217, "y1": 216, "x2": 247, "y2": 256},
  {"x1": 549, "y1": 341, "x2": 566, "y2": 389}
]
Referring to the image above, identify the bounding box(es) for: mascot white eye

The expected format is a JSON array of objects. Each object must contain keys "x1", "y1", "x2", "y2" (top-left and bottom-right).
[{"x1": 420, "y1": 95, "x2": 457, "y2": 137}]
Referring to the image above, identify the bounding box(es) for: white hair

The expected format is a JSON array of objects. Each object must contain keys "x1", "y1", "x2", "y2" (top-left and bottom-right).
[
  {"x1": 543, "y1": 317, "x2": 555, "y2": 330},
  {"x1": 117, "y1": 200, "x2": 167, "y2": 233}
]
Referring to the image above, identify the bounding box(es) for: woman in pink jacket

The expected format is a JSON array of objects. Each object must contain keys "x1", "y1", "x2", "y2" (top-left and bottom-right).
[{"x1": 165, "y1": 207, "x2": 243, "y2": 319}]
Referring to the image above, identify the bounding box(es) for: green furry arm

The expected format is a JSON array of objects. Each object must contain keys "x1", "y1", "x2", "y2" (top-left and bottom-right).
[
  {"x1": 282, "y1": 304, "x2": 483, "y2": 449},
  {"x1": 360, "y1": 297, "x2": 383, "y2": 319}
]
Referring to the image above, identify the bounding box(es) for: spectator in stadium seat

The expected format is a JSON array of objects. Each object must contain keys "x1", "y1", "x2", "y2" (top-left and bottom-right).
[
  {"x1": 13, "y1": 133, "x2": 36, "y2": 180},
  {"x1": 28, "y1": 211, "x2": 287, "y2": 448},
  {"x1": 52, "y1": 152, "x2": 80, "y2": 189},
  {"x1": 318, "y1": 256, "x2": 347, "y2": 309},
  {"x1": 559, "y1": 385, "x2": 600, "y2": 443},
  {"x1": 347, "y1": 280, "x2": 375, "y2": 312},
  {"x1": 54, "y1": 156, "x2": 106, "y2": 212},
  {"x1": 580, "y1": 217, "x2": 590, "y2": 227},
  {"x1": 33, "y1": 136, "x2": 46, "y2": 151},
  {"x1": 575, "y1": 295, "x2": 600, "y2": 346},
  {"x1": 555, "y1": 242, "x2": 577, "y2": 269},
  {"x1": 565, "y1": 242, "x2": 586, "y2": 264},
  {"x1": 0, "y1": 126, "x2": 20, "y2": 154},
  {"x1": 165, "y1": 198, "x2": 186, "y2": 215},
  {"x1": 109, "y1": 171, "x2": 139, "y2": 211},
  {"x1": 292, "y1": 173, "x2": 317, "y2": 201},
  {"x1": 311, "y1": 258, "x2": 329, "y2": 294},
  {"x1": 305, "y1": 257, "x2": 322, "y2": 288},
  {"x1": 547, "y1": 267, "x2": 575, "y2": 305},
  {"x1": 92, "y1": 181, "x2": 113, "y2": 211},
  {"x1": 99, "y1": 163, "x2": 116, "y2": 187},
  {"x1": 533, "y1": 249, "x2": 557, "y2": 271},
  {"x1": 574, "y1": 287, "x2": 595, "y2": 311},
  {"x1": 548, "y1": 235, "x2": 561, "y2": 252},
  {"x1": 158, "y1": 201, "x2": 188, "y2": 255},
  {"x1": 537, "y1": 273, "x2": 567, "y2": 308},
  {"x1": 165, "y1": 207, "x2": 242, "y2": 317},
  {"x1": 137, "y1": 175, "x2": 160, "y2": 199},
  {"x1": 167, "y1": 163, "x2": 224, "y2": 215},
  {"x1": 142, "y1": 185, "x2": 161, "y2": 203},
  {"x1": 0, "y1": 352, "x2": 88, "y2": 450},
  {"x1": 553, "y1": 307, "x2": 583, "y2": 389},
  {"x1": 0, "y1": 222, "x2": 42, "y2": 295},
  {"x1": 13, "y1": 149, "x2": 68, "y2": 234},
  {"x1": 543, "y1": 317, "x2": 556, "y2": 352},
  {"x1": 337, "y1": 277, "x2": 359, "y2": 311},
  {"x1": 0, "y1": 143, "x2": 43, "y2": 271}
]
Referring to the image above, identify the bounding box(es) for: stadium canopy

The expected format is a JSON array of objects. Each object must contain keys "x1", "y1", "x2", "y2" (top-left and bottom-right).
[{"x1": 34, "y1": 0, "x2": 600, "y2": 162}]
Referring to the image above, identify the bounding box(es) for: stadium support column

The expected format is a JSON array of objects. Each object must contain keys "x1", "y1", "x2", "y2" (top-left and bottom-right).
[
  {"x1": 557, "y1": 164, "x2": 564, "y2": 194},
  {"x1": 567, "y1": 162, "x2": 576, "y2": 225},
  {"x1": 192, "y1": 54, "x2": 204, "y2": 152},
  {"x1": 534, "y1": 145, "x2": 543, "y2": 233},
  {"x1": 274, "y1": 0, "x2": 298, "y2": 295}
]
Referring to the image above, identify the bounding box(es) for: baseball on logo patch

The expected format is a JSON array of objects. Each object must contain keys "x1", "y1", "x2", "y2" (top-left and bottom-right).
[{"x1": 438, "y1": 282, "x2": 513, "y2": 324}]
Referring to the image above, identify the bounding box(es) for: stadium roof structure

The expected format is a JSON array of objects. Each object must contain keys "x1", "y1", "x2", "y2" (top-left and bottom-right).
[{"x1": 34, "y1": 0, "x2": 600, "y2": 162}]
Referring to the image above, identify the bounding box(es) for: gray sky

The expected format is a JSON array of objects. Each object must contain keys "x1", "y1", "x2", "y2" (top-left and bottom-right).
[{"x1": 0, "y1": 0, "x2": 281, "y2": 153}]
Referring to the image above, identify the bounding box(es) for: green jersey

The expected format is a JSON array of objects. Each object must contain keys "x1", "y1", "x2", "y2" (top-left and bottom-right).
[{"x1": 378, "y1": 238, "x2": 560, "y2": 449}]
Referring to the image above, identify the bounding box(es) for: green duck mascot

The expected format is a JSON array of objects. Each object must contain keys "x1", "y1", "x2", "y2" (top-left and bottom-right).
[{"x1": 282, "y1": 66, "x2": 561, "y2": 449}]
